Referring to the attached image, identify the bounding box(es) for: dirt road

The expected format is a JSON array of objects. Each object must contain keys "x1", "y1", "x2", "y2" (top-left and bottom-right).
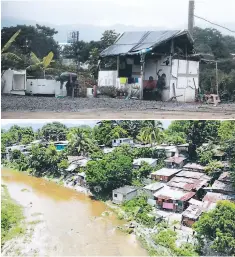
[
  {"x1": 2, "y1": 95, "x2": 235, "y2": 119},
  {"x1": 2, "y1": 109, "x2": 235, "y2": 119}
]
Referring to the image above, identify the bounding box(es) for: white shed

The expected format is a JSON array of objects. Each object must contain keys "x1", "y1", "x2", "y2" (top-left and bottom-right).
[{"x1": 2, "y1": 69, "x2": 26, "y2": 95}]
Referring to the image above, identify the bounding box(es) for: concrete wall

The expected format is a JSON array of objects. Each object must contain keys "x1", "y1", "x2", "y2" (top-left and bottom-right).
[
  {"x1": 112, "y1": 192, "x2": 124, "y2": 204},
  {"x1": 124, "y1": 190, "x2": 138, "y2": 202},
  {"x1": 112, "y1": 190, "x2": 137, "y2": 204},
  {"x1": 26, "y1": 79, "x2": 61, "y2": 95},
  {"x1": 2, "y1": 69, "x2": 26, "y2": 95}
]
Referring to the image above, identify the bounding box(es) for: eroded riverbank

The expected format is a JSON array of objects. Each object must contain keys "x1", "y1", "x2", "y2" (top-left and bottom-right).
[{"x1": 1, "y1": 168, "x2": 148, "y2": 256}]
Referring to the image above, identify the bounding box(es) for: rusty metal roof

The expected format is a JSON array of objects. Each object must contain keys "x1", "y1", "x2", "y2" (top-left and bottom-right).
[
  {"x1": 203, "y1": 192, "x2": 235, "y2": 203},
  {"x1": 183, "y1": 163, "x2": 205, "y2": 171},
  {"x1": 167, "y1": 176, "x2": 209, "y2": 191},
  {"x1": 218, "y1": 172, "x2": 231, "y2": 183},
  {"x1": 182, "y1": 204, "x2": 202, "y2": 220}
]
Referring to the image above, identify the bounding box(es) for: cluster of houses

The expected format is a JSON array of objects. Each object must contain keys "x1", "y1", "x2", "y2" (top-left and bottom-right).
[
  {"x1": 4, "y1": 136, "x2": 234, "y2": 228},
  {"x1": 111, "y1": 140, "x2": 235, "y2": 228},
  {"x1": 4, "y1": 139, "x2": 69, "y2": 161}
]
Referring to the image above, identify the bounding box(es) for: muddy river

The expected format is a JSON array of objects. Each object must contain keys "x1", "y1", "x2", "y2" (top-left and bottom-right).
[{"x1": 1, "y1": 168, "x2": 147, "y2": 256}]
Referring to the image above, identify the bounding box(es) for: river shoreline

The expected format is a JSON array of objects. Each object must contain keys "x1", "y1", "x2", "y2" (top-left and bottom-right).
[
  {"x1": 1, "y1": 167, "x2": 150, "y2": 256},
  {"x1": 1, "y1": 166, "x2": 197, "y2": 256}
]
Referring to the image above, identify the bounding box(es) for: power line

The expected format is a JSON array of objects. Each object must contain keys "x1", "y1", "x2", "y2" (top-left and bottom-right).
[{"x1": 194, "y1": 15, "x2": 235, "y2": 33}]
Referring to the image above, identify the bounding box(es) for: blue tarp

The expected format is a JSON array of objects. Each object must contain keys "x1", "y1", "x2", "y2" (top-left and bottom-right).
[{"x1": 100, "y1": 30, "x2": 193, "y2": 57}]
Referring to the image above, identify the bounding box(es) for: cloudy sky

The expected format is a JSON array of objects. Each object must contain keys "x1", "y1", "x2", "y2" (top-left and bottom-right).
[{"x1": 2, "y1": 0, "x2": 235, "y2": 28}]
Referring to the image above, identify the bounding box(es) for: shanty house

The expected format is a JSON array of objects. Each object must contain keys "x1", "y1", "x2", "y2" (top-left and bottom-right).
[
  {"x1": 153, "y1": 185, "x2": 195, "y2": 212},
  {"x1": 133, "y1": 158, "x2": 158, "y2": 169},
  {"x1": 112, "y1": 186, "x2": 138, "y2": 204},
  {"x1": 143, "y1": 182, "x2": 165, "y2": 200},
  {"x1": 183, "y1": 163, "x2": 206, "y2": 173},
  {"x1": 151, "y1": 168, "x2": 182, "y2": 182},
  {"x1": 167, "y1": 170, "x2": 210, "y2": 193},
  {"x1": 54, "y1": 141, "x2": 69, "y2": 151},
  {"x1": 112, "y1": 138, "x2": 134, "y2": 147},
  {"x1": 99, "y1": 30, "x2": 199, "y2": 102},
  {"x1": 203, "y1": 192, "x2": 235, "y2": 203},
  {"x1": 181, "y1": 204, "x2": 203, "y2": 227},
  {"x1": 165, "y1": 156, "x2": 187, "y2": 168}
]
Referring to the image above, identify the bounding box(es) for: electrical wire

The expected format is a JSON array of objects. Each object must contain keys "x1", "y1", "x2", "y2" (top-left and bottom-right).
[{"x1": 194, "y1": 15, "x2": 235, "y2": 33}]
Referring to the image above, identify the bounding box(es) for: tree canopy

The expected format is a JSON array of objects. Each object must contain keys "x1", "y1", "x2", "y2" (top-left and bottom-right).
[{"x1": 194, "y1": 200, "x2": 235, "y2": 255}]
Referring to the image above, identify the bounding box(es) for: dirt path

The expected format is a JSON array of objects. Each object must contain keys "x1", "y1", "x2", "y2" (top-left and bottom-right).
[
  {"x1": 2, "y1": 95, "x2": 235, "y2": 119},
  {"x1": 2, "y1": 110, "x2": 235, "y2": 119}
]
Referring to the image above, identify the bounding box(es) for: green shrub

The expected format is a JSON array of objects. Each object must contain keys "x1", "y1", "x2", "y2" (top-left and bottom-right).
[{"x1": 1, "y1": 185, "x2": 25, "y2": 246}]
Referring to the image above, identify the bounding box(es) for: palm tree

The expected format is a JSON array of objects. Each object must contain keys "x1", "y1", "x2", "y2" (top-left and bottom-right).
[
  {"x1": 137, "y1": 121, "x2": 163, "y2": 146},
  {"x1": 26, "y1": 51, "x2": 55, "y2": 78},
  {"x1": 67, "y1": 128, "x2": 97, "y2": 156},
  {"x1": 1, "y1": 29, "x2": 22, "y2": 63}
]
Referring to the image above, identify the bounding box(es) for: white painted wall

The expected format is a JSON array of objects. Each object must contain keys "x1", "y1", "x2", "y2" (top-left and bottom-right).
[
  {"x1": 169, "y1": 60, "x2": 199, "y2": 102},
  {"x1": 98, "y1": 70, "x2": 118, "y2": 87},
  {"x1": 26, "y1": 79, "x2": 61, "y2": 95},
  {"x1": 2, "y1": 69, "x2": 26, "y2": 95}
]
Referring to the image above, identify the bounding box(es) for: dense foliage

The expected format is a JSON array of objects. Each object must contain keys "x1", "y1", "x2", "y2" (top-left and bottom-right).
[
  {"x1": 86, "y1": 151, "x2": 133, "y2": 196},
  {"x1": 122, "y1": 196, "x2": 155, "y2": 228},
  {"x1": 194, "y1": 200, "x2": 235, "y2": 255},
  {"x1": 193, "y1": 27, "x2": 235, "y2": 100},
  {"x1": 1, "y1": 185, "x2": 25, "y2": 247}
]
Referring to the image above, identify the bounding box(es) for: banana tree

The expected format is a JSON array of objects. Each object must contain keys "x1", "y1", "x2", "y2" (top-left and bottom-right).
[
  {"x1": 26, "y1": 51, "x2": 55, "y2": 78},
  {"x1": 1, "y1": 29, "x2": 22, "y2": 63}
]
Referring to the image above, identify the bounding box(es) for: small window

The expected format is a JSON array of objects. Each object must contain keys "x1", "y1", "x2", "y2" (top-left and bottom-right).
[
  {"x1": 114, "y1": 194, "x2": 118, "y2": 198},
  {"x1": 113, "y1": 140, "x2": 116, "y2": 143}
]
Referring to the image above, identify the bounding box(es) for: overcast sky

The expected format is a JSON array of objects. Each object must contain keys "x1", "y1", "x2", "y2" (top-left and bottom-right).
[{"x1": 2, "y1": 0, "x2": 235, "y2": 28}]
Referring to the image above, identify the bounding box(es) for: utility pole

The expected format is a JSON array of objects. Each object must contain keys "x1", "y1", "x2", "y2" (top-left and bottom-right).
[
  {"x1": 216, "y1": 61, "x2": 219, "y2": 95},
  {"x1": 188, "y1": 0, "x2": 195, "y2": 36}
]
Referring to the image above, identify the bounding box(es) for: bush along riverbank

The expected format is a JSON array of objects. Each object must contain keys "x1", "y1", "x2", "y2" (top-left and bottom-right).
[
  {"x1": 1, "y1": 184, "x2": 25, "y2": 249},
  {"x1": 106, "y1": 196, "x2": 198, "y2": 256}
]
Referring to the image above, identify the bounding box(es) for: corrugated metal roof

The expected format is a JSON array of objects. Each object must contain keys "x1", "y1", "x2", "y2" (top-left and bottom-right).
[
  {"x1": 100, "y1": 30, "x2": 192, "y2": 57},
  {"x1": 151, "y1": 168, "x2": 182, "y2": 177}
]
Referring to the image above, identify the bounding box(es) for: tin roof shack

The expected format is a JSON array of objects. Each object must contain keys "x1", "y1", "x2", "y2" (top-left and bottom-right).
[
  {"x1": 181, "y1": 204, "x2": 203, "y2": 227},
  {"x1": 53, "y1": 141, "x2": 69, "y2": 151},
  {"x1": 206, "y1": 180, "x2": 234, "y2": 195},
  {"x1": 99, "y1": 30, "x2": 199, "y2": 102},
  {"x1": 151, "y1": 168, "x2": 182, "y2": 182},
  {"x1": 203, "y1": 192, "x2": 235, "y2": 203},
  {"x1": 143, "y1": 182, "x2": 165, "y2": 200},
  {"x1": 165, "y1": 156, "x2": 187, "y2": 169},
  {"x1": 112, "y1": 138, "x2": 134, "y2": 147},
  {"x1": 133, "y1": 158, "x2": 158, "y2": 169},
  {"x1": 153, "y1": 185, "x2": 195, "y2": 212},
  {"x1": 112, "y1": 186, "x2": 138, "y2": 204},
  {"x1": 168, "y1": 171, "x2": 210, "y2": 192},
  {"x1": 183, "y1": 163, "x2": 206, "y2": 173},
  {"x1": 5, "y1": 144, "x2": 31, "y2": 161}
]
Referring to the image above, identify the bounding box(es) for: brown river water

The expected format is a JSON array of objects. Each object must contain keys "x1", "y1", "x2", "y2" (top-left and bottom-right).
[{"x1": 1, "y1": 168, "x2": 147, "y2": 256}]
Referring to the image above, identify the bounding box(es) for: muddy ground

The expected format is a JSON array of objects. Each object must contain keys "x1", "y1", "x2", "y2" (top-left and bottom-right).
[{"x1": 2, "y1": 95, "x2": 235, "y2": 119}]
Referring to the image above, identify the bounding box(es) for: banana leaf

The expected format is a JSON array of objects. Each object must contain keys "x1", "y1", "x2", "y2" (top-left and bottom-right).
[
  {"x1": 1, "y1": 29, "x2": 21, "y2": 53},
  {"x1": 1, "y1": 52, "x2": 22, "y2": 62},
  {"x1": 43, "y1": 51, "x2": 54, "y2": 68},
  {"x1": 30, "y1": 52, "x2": 41, "y2": 64}
]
